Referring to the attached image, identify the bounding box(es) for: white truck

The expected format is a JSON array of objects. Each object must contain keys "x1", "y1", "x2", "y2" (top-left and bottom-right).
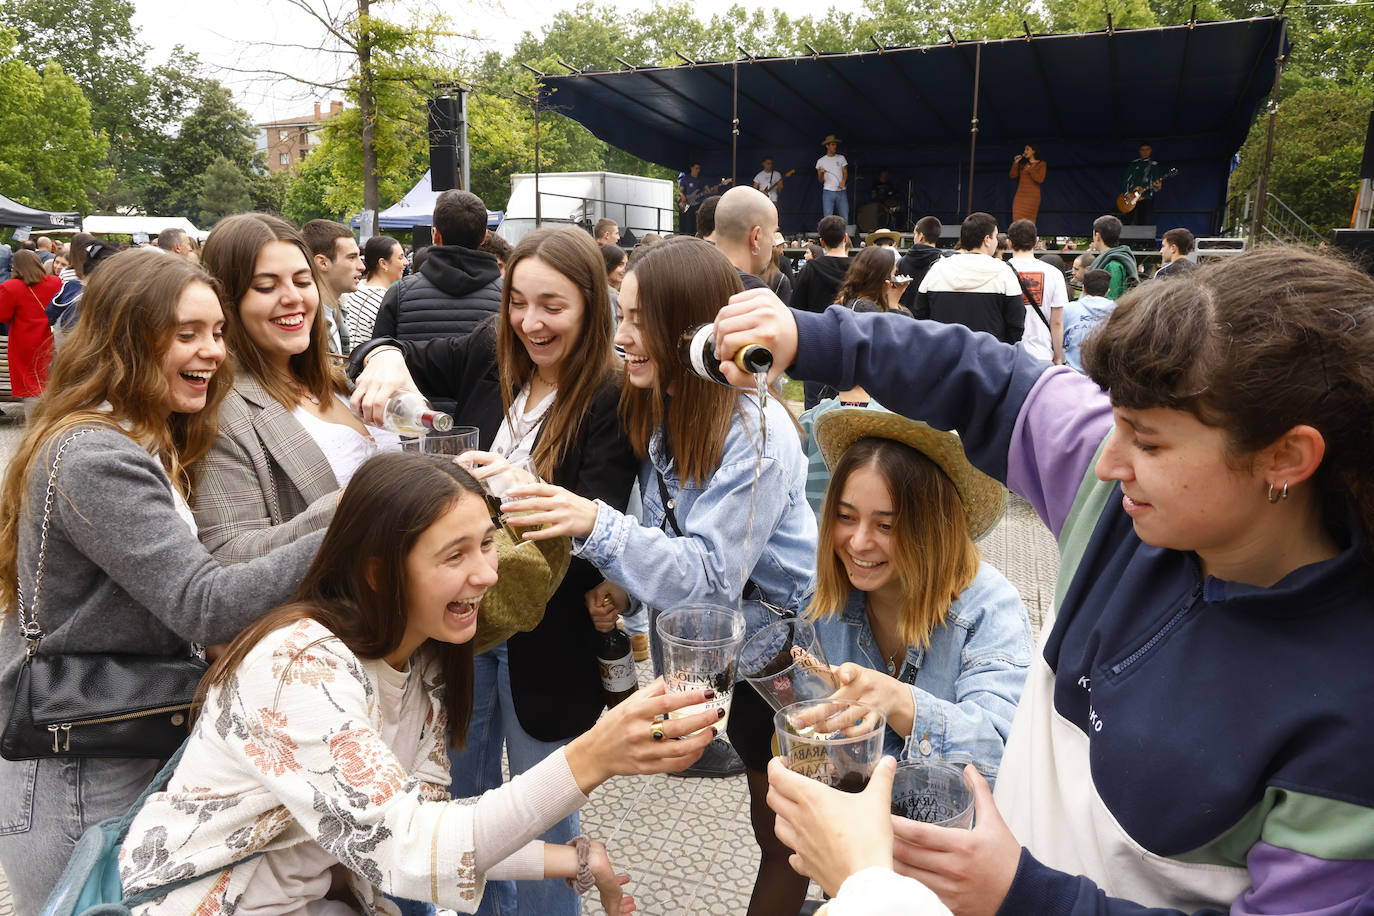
[{"x1": 502, "y1": 171, "x2": 676, "y2": 246}]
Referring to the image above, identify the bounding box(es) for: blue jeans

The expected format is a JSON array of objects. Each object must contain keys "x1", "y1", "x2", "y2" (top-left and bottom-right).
[
  {"x1": 450, "y1": 644, "x2": 581, "y2": 916},
  {"x1": 0, "y1": 755, "x2": 158, "y2": 914},
  {"x1": 822, "y1": 188, "x2": 849, "y2": 222}
]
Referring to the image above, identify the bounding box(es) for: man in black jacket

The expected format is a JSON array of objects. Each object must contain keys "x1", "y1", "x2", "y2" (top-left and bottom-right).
[
  {"x1": 897, "y1": 215, "x2": 946, "y2": 309},
  {"x1": 791, "y1": 215, "x2": 851, "y2": 408},
  {"x1": 371, "y1": 189, "x2": 501, "y2": 352},
  {"x1": 915, "y1": 211, "x2": 1024, "y2": 344}
]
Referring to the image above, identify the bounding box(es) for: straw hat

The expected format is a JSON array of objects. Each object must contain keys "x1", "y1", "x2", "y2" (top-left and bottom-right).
[
  {"x1": 772, "y1": 231, "x2": 786, "y2": 247},
  {"x1": 471, "y1": 528, "x2": 572, "y2": 655},
  {"x1": 820, "y1": 134, "x2": 842, "y2": 146},
  {"x1": 866, "y1": 228, "x2": 901, "y2": 247},
  {"x1": 813, "y1": 408, "x2": 1007, "y2": 540}
]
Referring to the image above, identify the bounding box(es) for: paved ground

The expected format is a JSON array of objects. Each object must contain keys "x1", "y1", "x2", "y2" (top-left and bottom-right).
[{"x1": 0, "y1": 404, "x2": 1061, "y2": 915}]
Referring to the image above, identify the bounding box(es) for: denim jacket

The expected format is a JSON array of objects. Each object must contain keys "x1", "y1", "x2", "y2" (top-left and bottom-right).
[
  {"x1": 574, "y1": 393, "x2": 817, "y2": 638},
  {"x1": 812, "y1": 563, "x2": 1031, "y2": 778}
]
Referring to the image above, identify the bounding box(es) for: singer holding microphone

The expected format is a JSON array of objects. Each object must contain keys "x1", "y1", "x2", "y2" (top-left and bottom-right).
[{"x1": 1009, "y1": 144, "x2": 1047, "y2": 225}]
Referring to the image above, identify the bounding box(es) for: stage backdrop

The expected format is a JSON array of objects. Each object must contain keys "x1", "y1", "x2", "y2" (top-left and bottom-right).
[{"x1": 538, "y1": 17, "x2": 1286, "y2": 238}]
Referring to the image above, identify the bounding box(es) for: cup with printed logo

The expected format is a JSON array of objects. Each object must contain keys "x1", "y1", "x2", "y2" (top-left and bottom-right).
[
  {"x1": 739, "y1": 617, "x2": 838, "y2": 712},
  {"x1": 656, "y1": 606, "x2": 745, "y2": 735},
  {"x1": 774, "y1": 698, "x2": 886, "y2": 792},
  {"x1": 890, "y1": 760, "x2": 975, "y2": 829}
]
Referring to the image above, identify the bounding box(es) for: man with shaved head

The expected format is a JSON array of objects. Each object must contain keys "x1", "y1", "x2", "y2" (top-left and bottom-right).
[{"x1": 712, "y1": 185, "x2": 781, "y2": 297}]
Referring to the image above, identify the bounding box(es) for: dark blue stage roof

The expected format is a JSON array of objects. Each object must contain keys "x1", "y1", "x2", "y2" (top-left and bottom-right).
[{"x1": 539, "y1": 17, "x2": 1286, "y2": 237}]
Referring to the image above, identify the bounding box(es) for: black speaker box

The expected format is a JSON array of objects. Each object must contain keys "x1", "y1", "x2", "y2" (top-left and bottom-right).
[
  {"x1": 412, "y1": 225, "x2": 433, "y2": 251},
  {"x1": 427, "y1": 95, "x2": 462, "y2": 192}
]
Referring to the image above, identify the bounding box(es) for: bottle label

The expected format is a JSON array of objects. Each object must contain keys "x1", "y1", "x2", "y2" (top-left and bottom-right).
[
  {"x1": 599, "y1": 655, "x2": 637, "y2": 692},
  {"x1": 687, "y1": 324, "x2": 720, "y2": 382}
]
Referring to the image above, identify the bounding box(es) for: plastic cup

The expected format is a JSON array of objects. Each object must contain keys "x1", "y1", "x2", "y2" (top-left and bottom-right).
[
  {"x1": 774, "y1": 699, "x2": 886, "y2": 792},
  {"x1": 739, "y1": 617, "x2": 838, "y2": 712},
  {"x1": 656, "y1": 606, "x2": 745, "y2": 734},
  {"x1": 890, "y1": 761, "x2": 975, "y2": 829},
  {"x1": 483, "y1": 455, "x2": 543, "y2": 499},
  {"x1": 420, "y1": 425, "x2": 480, "y2": 459}
]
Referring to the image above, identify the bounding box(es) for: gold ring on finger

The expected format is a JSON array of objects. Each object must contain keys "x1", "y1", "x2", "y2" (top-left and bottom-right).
[{"x1": 650, "y1": 722, "x2": 666, "y2": 741}]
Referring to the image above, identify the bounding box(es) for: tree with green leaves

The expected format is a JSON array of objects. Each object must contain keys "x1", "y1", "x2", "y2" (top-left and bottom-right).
[
  {"x1": 0, "y1": 32, "x2": 109, "y2": 212},
  {"x1": 198, "y1": 156, "x2": 255, "y2": 227},
  {"x1": 148, "y1": 82, "x2": 264, "y2": 220}
]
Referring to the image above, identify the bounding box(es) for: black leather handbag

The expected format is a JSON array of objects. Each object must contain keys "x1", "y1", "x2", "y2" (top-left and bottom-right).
[{"x1": 0, "y1": 430, "x2": 207, "y2": 761}]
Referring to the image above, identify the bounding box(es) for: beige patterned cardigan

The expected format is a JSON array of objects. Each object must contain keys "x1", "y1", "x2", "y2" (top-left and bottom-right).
[{"x1": 119, "y1": 619, "x2": 579, "y2": 914}]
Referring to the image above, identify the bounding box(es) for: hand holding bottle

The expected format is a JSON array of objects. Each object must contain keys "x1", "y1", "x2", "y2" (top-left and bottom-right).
[
  {"x1": 350, "y1": 347, "x2": 417, "y2": 427},
  {"x1": 713, "y1": 287, "x2": 799, "y2": 387}
]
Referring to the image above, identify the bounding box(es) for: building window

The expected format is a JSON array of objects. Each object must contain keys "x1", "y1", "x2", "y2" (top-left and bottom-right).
[
  {"x1": 299, "y1": 149, "x2": 308, "y2": 162},
  {"x1": 300, "y1": 129, "x2": 309, "y2": 145},
  {"x1": 280, "y1": 152, "x2": 289, "y2": 166},
  {"x1": 278, "y1": 129, "x2": 289, "y2": 141}
]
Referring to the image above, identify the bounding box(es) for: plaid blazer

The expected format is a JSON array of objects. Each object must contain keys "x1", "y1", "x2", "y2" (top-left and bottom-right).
[{"x1": 193, "y1": 376, "x2": 339, "y2": 563}]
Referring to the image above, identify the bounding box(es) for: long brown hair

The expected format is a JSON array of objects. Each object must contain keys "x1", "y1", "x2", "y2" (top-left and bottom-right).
[
  {"x1": 199, "y1": 453, "x2": 486, "y2": 748},
  {"x1": 620, "y1": 236, "x2": 744, "y2": 486},
  {"x1": 0, "y1": 249, "x2": 232, "y2": 617},
  {"x1": 11, "y1": 249, "x2": 45, "y2": 285},
  {"x1": 200, "y1": 213, "x2": 347, "y2": 409},
  {"x1": 1083, "y1": 244, "x2": 1374, "y2": 551},
  {"x1": 496, "y1": 226, "x2": 619, "y2": 481},
  {"x1": 806, "y1": 438, "x2": 979, "y2": 649},
  {"x1": 834, "y1": 246, "x2": 895, "y2": 310}
]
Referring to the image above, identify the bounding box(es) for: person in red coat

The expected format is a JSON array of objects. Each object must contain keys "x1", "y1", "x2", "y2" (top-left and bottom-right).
[
  {"x1": 0, "y1": 249, "x2": 60, "y2": 400},
  {"x1": 1009, "y1": 143, "x2": 1047, "y2": 224}
]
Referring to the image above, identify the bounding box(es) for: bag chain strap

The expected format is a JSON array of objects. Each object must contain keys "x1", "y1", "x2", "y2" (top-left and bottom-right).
[{"x1": 17, "y1": 428, "x2": 95, "y2": 656}]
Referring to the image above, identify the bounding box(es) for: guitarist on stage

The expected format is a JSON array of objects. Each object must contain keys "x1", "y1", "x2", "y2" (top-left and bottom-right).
[
  {"x1": 679, "y1": 163, "x2": 704, "y2": 236},
  {"x1": 753, "y1": 156, "x2": 785, "y2": 204},
  {"x1": 1119, "y1": 143, "x2": 1164, "y2": 225}
]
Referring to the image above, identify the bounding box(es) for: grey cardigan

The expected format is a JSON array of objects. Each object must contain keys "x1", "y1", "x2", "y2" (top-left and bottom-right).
[
  {"x1": 0, "y1": 427, "x2": 325, "y2": 729},
  {"x1": 193, "y1": 376, "x2": 339, "y2": 563}
]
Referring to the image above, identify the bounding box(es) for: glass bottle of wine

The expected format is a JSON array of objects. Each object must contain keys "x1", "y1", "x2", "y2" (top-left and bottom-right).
[
  {"x1": 597, "y1": 627, "x2": 638, "y2": 708},
  {"x1": 378, "y1": 391, "x2": 453, "y2": 436},
  {"x1": 678, "y1": 324, "x2": 772, "y2": 386}
]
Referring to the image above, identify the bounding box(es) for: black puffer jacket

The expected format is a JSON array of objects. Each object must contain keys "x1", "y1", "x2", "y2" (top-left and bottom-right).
[{"x1": 370, "y1": 244, "x2": 501, "y2": 344}]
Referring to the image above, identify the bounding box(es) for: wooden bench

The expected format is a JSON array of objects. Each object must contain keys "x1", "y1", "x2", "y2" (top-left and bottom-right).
[{"x1": 0, "y1": 334, "x2": 15, "y2": 404}]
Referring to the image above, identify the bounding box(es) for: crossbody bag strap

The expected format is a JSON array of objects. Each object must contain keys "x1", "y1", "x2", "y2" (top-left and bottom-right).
[
  {"x1": 654, "y1": 466, "x2": 784, "y2": 615},
  {"x1": 17, "y1": 428, "x2": 96, "y2": 654}
]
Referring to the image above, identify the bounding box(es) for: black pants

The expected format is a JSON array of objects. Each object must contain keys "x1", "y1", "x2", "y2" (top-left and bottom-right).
[
  {"x1": 1123, "y1": 198, "x2": 1155, "y2": 226},
  {"x1": 680, "y1": 206, "x2": 697, "y2": 237}
]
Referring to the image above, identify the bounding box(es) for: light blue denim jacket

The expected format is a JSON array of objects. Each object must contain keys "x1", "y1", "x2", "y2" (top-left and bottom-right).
[
  {"x1": 812, "y1": 563, "x2": 1031, "y2": 778},
  {"x1": 574, "y1": 393, "x2": 818, "y2": 639}
]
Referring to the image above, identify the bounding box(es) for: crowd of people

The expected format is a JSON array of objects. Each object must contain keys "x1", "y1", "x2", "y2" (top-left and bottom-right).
[{"x1": 0, "y1": 179, "x2": 1372, "y2": 916}]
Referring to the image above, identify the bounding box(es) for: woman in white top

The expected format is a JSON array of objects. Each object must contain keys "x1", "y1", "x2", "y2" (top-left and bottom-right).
[
  {"x1": 195, "y1": 213, "x2": 401, "y2": 564},
  {"x1": 120, "y1": 452, "x2": 722, "y2": 914},
  {"x1": 343, "y1": 235, "x2": 407, "y2": 345}
]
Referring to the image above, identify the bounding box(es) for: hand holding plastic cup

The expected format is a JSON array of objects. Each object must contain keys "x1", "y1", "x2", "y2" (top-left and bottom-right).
[
  {"x1": 656, "y1": 606, "x2": 745, "y2": 735},
  {"x1": 739, "y1": 617, "x2": 838, "y2": 712},
  {"x1": 774, "y1": 698, "x2": 886, "y2": 792},
  {"x1": 890, "y1": 760, "x2": 975, "y2": 829}
]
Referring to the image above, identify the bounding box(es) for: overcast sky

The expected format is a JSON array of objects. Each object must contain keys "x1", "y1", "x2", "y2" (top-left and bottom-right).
[{"x1": 131, "y1": 0, "x2": 843, "y2": 124}]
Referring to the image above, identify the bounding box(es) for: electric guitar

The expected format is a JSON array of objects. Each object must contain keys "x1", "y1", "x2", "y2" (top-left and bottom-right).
[
  {"x1": 758, "y1": 169, "x2": 796, "y2": 197},
  {"x1": 680, "y1": 178, "x2": 733, "y2": 212},
  {"x1": 1117, "y1": 168, "x2": 1178, "y2": 214}
]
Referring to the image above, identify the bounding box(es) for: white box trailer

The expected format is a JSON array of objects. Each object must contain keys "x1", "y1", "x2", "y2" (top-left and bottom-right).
[{"x1": 502, "y1": 171, "x2": 675, "y2": 246}]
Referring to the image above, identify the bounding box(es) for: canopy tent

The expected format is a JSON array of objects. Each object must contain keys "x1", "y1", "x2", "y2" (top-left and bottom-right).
[
  {"x1": 0, "y1": 194, "x2": 80, "y2": 231},
  {"x1": 537, "y1": 17, "x2": 1286, "y2": 237},
  {"x1": 353, "y1": 170, "x2": 503, "y2": 233},
  {"x1": 84, "y1": 215, "x2": 205, "y2": 240}
]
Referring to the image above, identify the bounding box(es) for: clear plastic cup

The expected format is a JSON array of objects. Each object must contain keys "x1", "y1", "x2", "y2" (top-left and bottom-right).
[
  {"x1": 774, "y1": 698, "x2": 886, "y2": 792},
  {"x1": 739, "y1": 617, "x2": 838, "y2": 712},
  {"x1": 421, "y1": 425, "x2": 480, "y2": 458},
  {"x1": 656, "y1": 606, "x2": 745, "y2": 734},
  {"x1": 890, "y1": 761, "x2": 975, "y2": 829}
]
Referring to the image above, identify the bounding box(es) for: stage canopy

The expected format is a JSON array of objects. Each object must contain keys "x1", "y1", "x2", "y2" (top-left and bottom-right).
[
  {"x1": 0, "y1": 194, "x2": 80, "y2": 231},
  {"x1": 538, "y1": 17, "x2": 1286, "y2": 237}
]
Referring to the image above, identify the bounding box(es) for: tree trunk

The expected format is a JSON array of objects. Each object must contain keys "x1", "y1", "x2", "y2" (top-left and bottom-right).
[{"x1": 357, "y1": 0, "x2": 379, "y2": 219}]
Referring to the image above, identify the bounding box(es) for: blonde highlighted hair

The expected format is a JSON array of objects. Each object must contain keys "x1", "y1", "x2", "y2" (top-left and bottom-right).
[
  {"x1": 806, "y1": 437, "x2": 979, "y2": 649},
  {"x1": 0, "y1": 249, "x2": 232, "y2": 616}
]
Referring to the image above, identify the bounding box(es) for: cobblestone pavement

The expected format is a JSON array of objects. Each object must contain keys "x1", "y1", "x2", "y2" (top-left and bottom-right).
[{"x1": 0, "y1": 406, "x2": 1060, "y2": 915}]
